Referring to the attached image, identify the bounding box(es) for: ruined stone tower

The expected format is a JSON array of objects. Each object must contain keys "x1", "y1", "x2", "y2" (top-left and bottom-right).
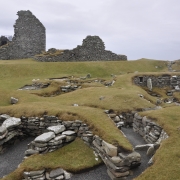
[{"x1": 0, "y1": 10, "x2": 46, "y2": 60}]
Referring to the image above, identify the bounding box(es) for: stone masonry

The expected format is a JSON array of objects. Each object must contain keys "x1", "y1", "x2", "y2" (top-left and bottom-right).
[
  {"x1": 0, "y1": 114, "x2": 140, "y2": 180},
  {"x1": 34, "y1": 35, "x2": 127, "y2": 62},
  {"x1": 0, "y1": 10, "x2": 46, "y2": 60}
]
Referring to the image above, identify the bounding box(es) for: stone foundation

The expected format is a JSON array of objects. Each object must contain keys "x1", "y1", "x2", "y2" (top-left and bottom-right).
[
  {"x1": 0, "y1": 114, "x2": 141, "y2": 180},
  {"x1": 133, "y1": 74, "x2": 180, "y2": 90},
  {"x1": 106, "y1": 110, "x2": 169, "y2": 166}
]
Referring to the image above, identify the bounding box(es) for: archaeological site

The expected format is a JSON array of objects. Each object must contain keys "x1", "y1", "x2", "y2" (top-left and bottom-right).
[{"x1": 0, "y1": 9, "x2": 179, "y2": 180}]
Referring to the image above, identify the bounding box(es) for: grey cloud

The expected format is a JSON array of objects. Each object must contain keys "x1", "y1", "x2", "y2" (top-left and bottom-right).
[{"x1": 0, "y1": 0, "x2": 180, "y2": 60}]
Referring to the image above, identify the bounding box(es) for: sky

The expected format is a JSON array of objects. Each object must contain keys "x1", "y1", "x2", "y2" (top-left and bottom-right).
[{"x1": 0, "y1": 0, "x2": 180, "y2": 60}]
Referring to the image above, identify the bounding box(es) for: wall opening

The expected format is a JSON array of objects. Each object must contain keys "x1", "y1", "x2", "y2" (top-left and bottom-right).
[{"x1": 139, "y1": 77, "x2": 144, "y2": 83}]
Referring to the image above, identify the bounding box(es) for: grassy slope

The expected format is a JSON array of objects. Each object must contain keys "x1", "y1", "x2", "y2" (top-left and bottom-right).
[
  {"x1": 136, "y1": 107, "x2": 180, "y2": 180},
  {"x1": 1, "y1": 58, "x2": 179, "y2": 180}
]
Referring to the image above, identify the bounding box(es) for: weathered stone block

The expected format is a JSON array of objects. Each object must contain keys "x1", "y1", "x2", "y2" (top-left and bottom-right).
[
  {"x1": 2, "y1": 117, "x2": 21, "y2": 129},
  {"x1": 34, "y1": 132, "x2": 55, "y2": 143},
  {"x1": 49, "y1": 168, "x2": 64, "y2": 178},
  {"x1": 102, "y1": 140, "x2": 117, "y2": 157}
]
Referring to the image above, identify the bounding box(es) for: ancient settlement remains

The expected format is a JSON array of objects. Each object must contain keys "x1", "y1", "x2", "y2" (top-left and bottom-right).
[{"x1": 0, "y1": 10, "x2": 127, "y2": 61}]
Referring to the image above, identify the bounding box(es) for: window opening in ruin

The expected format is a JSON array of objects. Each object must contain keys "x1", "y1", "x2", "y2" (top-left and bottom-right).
[
  {"x1": 139, "y1": 77, "x2": 144, "y2": 83},
  {"x1": 1, "y1": 40, "x2": 7, "y2": 46}
]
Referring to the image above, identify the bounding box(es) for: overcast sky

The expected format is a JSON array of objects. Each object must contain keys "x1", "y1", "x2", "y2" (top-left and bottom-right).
[{"x1": 0, "y1": 0, "x2": 180, "y2": 60}]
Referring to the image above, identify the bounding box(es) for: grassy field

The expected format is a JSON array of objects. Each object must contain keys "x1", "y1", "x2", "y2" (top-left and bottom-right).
[{"x1": 0, "y1": 58, "x2": 179, "y2": 180}]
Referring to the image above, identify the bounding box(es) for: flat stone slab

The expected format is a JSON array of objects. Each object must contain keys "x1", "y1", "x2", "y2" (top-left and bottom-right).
[
  {"x1": 49, "y1": 168, "x2": 64, "y2": 178},
  {"x1": 24, "y1": 169, "x2": 45, "y2": 177},
  {"x1": 47, "y1": 125, "x2": 66, "y2": 134},
  {"x1": 62, "y1": 130, "x2": 76, "y2": 136},
  {"x1": 54, "y1": 135, "x2": 66, "y2": 141},
  {"x1": 2, "y1": 117, "x2": 21, "y2": 129},
  {"x1": 34, "y1": 132, "x2": 55, "y2": 143}
]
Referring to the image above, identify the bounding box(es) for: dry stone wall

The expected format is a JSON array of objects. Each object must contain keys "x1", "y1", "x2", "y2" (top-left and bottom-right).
[
  {"x1": 34, "y1": 36, "x2": 127, "y2": 62},
  {"x1": 0, "y1": 114, "x2": 141, "y2": 180},
  {"x1": 0, "y1": 10, "x2": 45, "y2": 60},
  {"x1": 133, "y1": 74, "x2": 180, "y2": 89}
]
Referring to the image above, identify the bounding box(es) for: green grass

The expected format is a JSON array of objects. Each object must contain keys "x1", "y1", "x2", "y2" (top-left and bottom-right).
[
  {"x1": 136, "y1": 107, "x2": 180, "y2": 180},
  {"x1": 0, "y1": 58, "x2": 179, "y2": 180}
]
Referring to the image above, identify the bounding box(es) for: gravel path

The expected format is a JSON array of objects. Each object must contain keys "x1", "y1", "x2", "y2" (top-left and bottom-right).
[
  {"x1": 0, "y1": 137, "x2": 34, "y2": 178},
  {"x1": 120, "y1": 127, "x2": 150, "y2": 180}
]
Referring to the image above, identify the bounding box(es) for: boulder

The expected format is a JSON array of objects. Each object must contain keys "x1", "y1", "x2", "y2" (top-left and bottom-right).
[{"x1": 10, "y1": 97, "x2": 18, "y2": 104}]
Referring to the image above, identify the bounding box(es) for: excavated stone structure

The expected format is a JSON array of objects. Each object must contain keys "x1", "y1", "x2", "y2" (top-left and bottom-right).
[{"x1": 0, "y1": 10, "x2": 46, "y2": 60}]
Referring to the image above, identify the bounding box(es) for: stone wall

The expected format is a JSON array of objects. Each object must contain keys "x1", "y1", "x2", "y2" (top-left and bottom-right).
[
  {"x1": 133, "y1": 74, "x2": 180, "y2": 89},
  {"x1": 0, "y1": 114, "x2": 140, "y2": 180},
  {"x1": 0, "y1": 10, "x2": 46, "y2": 60},
  {"x1": 0, "y1": 36, "x2": 9, "y2": 46},
  {"x1": 34, "y1": 36, "x2": 127, "y2": 62}
]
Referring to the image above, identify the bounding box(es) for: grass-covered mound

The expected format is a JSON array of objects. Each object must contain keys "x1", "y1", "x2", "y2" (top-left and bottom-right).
[
  {"x1": 0, "y1": 58, "x2": 179, "y2": 180},
  {"x1": 136, "y1": 107, "x2": 180, "y2": 180}
]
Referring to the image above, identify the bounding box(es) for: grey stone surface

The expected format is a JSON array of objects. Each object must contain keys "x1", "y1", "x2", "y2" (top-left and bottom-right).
[
  {"x1": 0, "y1": 126, "x2": 6, "y2": 135},
  {"x1": 102, "y1": 140, "x2": 117, "y2": 157},
  {"x1": 2, "y1": 117, "x2": 21, "y2": 129},
  {"x1": 49, "y1": 168, "x2": 64, "y2": 178},
  {"x1": 0, "y1": 10, "x2": 45, "y2": 60},
  {"x1": 10, "y1": 97, "x2": 18, "y2": 104},
  {"x1": 0, "y1": 36, "x2": 9, "y2": 46},
  {"x1": 34, "y1": 36, "x2": 127, "y2": 62},
  {"x1": 23, "y1": 169, "x2": 45, "y2": 177},
  {"x1": 62, "y1": 130, "x2": 76, "y2": 136},
  {"x1": 34, "y1": 132, "x2": 55, "y2": 143},
  {"x1": 47, "y1": 125, "x2": 66, "y2": 134}
]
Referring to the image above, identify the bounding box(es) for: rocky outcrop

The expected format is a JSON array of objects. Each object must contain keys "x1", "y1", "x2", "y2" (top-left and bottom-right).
[
  {"x1": 0, "y1": 10, "x2": 45, "y2": 60},
  {"x1": 34, "y1": 36, "x2": 127, "y2": 62}
]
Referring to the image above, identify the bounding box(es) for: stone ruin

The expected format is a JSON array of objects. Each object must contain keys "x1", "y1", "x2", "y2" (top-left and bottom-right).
[
  {"x1": 133, "y1": 74, "x2": 180, "y2": 104},
  {"x1": 0, "y1": 114, "x2": 141, "y2": 180},
  {"x1": 133, "y1": 74, "x2": 180, "y2": 91},
  {"x1": 0, "y1": 10, "x2": 127, "y2": 61},
  {"x1": 0, "y1": 36, "x2": 10, "y2": 46},
  {"x1": 0, "y1": 10, "x2": 46, "y2": 60},
  {"x1": 34, "y1": 35, "x2": 127, "y2": 62}
]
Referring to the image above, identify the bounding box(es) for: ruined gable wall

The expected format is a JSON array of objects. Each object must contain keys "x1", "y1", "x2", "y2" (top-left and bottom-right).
[
  {"x1": 34, "y1": 36, "x2": 127, "y2": 62},
  {"x1": 0, "y1": 10, "x2": 46, "y2": 60}
]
